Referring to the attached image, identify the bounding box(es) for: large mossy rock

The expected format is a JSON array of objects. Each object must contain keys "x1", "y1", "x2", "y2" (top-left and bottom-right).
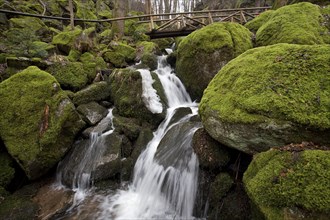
[
  {"x1": 243, "y1": 148, "x2": 330, "y2": 219},
  {"x1": 176, "y1": 22, "x2": 253, "y2": 100},
  {"x1": 1, "y1": 17, "x2": 52, "y2": 58},
  {"x1": 108, "y1": 68, "x2": 165, "y2": 127},
  {"x1": 72, "y1": 81, "x2": 111, "y2": 105},
  {"x1": 0, "y1": 66, "x2": 85, "y2": 180},
  {"x1": 52, "y1": 26, "x2": 83, "y2": 54},
  {"x1": 245, "y1": 2, "x2": 330, "y2": 46},
  {"x1": 46, "y1": 62, "x2": 90, "y2": 92},
  {"x1": 199, "y1": 43, "x2": 330, "y2": 154}
]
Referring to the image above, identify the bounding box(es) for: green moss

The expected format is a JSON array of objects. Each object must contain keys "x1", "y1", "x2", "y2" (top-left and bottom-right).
[
  {"x1": 0, "y1": 66, "x2": 85, "y2": 179},
  {"x1": 68, "y1": 49, "x2": 81, "y2": 62},
  {"x1": 72, "y1": 81, "x2": 111, "y2": 105},
  {"x1": 199, "y1": 43, "x2": 330, "y2": 129},
  {"x1": 200, "y1": 44, "x2": 330, "y2": 129},
  {"x1": 244, "y1": 149, "x2": 330, "y2": 214},
  {"x1": 137, "y1": 41, "x2": 159, "y2": 54},
  {"x1": 9, "y1": 17, "x2": 44, "y2": 31},
  {"x1": 176, "y1": 22, "x2": 253, "y2": 100},
  {"x1": 109, "y1": 68, "x2": 164, "y2": 125},
  {"x1": 28, "y1": 41, "x2": 54, "y2": 58},
  {"x1": 46, "y1": 62, "x2": 89, "y2": 92},
  {"x1": 245, "y1": 10, "x2": 274, "y2": 33},
  {"x1": 209, "y1": 173, "x2": 233, "y2": 206},
  {"x1": 103, "y1": 51, "x2": 127, "y2": 68},
  {"x1": 109, "y1": 41, "x2": 137, "y2": 62},
  {"x1": 2, "y1": 17, "x2": 51, "y2": 57},
  {"x1": 255, "y1": 2, "x2": 330, "y2": 46},
  {"x1": 52, "y1": 26, "x2": 82, "y2": 46},
  {"x1": 74, "y1": 0, "x2": 97, "y2": 20},
  {"x1": 0, "y1": 153, "x2": 15, "y2": 188}
]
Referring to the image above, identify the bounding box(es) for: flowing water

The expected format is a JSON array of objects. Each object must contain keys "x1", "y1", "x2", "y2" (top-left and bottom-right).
[
  {"x1": 97, "y1": 56, "x2": 201, "y2": 219},
  {"x1": 55, "y1": 56, "x2": 201, "y2": 219},
  {"x1": 56, "y1": 109, "x2": 115, "y2": 209}
]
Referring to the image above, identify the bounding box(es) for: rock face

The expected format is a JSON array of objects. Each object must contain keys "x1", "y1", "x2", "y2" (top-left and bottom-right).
[
  {"x1": 245, "y1": 2, "x2": 330, "y2": 46},
  {"x1": 176, "y1": 22, "x2": 253, "y2": 100},
  {"x1": 199, "y1": 43, "x2": 330, "y2": 154},
  {"x1": 243, "y1": 148, "x2": 330, "y2": 219},
  {"x1": 0, "y1": 66, "x2": 85, "y2": 180}
]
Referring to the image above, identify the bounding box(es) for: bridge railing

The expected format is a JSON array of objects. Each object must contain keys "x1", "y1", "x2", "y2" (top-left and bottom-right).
[{"x1": 137, "y1": 6, "x2": 271, "y2": 32}]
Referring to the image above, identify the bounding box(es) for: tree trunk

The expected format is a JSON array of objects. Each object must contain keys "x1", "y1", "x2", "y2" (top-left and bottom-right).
[
  {"x1": 112, "y1": 0, "x2": 127, "y2": 39},
  {"x1": 69, "y1": 0, "x2": 74, "y2": 30}
]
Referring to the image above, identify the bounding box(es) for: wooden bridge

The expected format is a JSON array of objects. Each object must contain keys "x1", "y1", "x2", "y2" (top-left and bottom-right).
[
  {"x1": 0, "y1": 6, "x2": 270, "y2": 39},
  {"x1": 141, "y1": 7, "x2": 270, "y2": 39}
]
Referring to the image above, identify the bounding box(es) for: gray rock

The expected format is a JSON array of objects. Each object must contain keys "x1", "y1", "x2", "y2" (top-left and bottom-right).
[{"x1": 77, "y1": 102, "x2": 108, "y2": 125}]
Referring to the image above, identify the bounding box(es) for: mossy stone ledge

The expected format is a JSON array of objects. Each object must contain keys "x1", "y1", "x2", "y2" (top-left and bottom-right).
[
  {"x1": 176, "y1": 22, "x2": 253, "y2": 101},
  {"x1": 0, "y1": 66, "x2": 85, "y2": 180},
  {"x1": 243, "y1": 149, "x2": 330, "y2": 219},
  {"x1": 199, "y1": 43, "x2": 330, "y2": 154}
]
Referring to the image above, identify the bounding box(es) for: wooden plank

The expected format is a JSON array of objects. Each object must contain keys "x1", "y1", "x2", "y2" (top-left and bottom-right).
[
  {"x1": 182, "y1": 15, "x2": 206, "y2": 26},
  {"x1": 157, "y1": 16, "x2": 181, "y2": 31}
]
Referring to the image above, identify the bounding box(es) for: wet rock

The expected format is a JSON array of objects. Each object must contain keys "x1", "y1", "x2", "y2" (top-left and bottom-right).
[
  {"x1": 209, "y1": 183, "x2": 251, "y2": 220},
  {"x1": 92, "y1": 132, "x2": 125, "y2": 182},
  {"x1": 192, "y1": 128, "x2": 230, "y2": 170},
  {"x1": 155, "y1": 121, "x2": 202, "y2": 169},
  {"x1": 113, "y1": 115, "x2": 142, "y2": 141},
  {"x1": 131, "y1": 128, "x2": 154, "y2": 163},
  {"x1": 77, "y1": 102, "x2": 108, "y2": 126},
  {"x1": 0, "y1": 183, "x2": 40, "y2": 220},
  {"x1": 33, "y1": 182, "x2": 73, "y2": 220}
]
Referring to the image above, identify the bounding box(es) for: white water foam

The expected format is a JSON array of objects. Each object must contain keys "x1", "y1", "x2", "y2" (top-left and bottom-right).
[
  {"x1": 98, "y1": 56, "x2": 200, "y2": 219},
  {"x1": 139, "y1": 69, "x2": 163, "y2": 114}
]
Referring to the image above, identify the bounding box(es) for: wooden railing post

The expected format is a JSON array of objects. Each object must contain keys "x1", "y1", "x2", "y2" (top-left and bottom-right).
[
  {"x1": 208, "y1": 12, "x2": 213, "y2": 24},
  {"x1": 150, "y1": 15, "x2": 155, "y2": 31}
]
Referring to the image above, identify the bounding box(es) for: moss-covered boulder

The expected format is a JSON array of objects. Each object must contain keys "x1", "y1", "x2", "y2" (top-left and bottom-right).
[
  {"x1": 108, "y1": 41, "x2": 136, "y2": 62},
  {"x1": 176, "y1": 22, "x2": 253, "y2": 100},
  {"x1": 52, "y1": 26, "x2": 83, "y2": 54},
  {"x1": 243, "y1": 148, "x2": 330, "y2": 219},
  {"x1": 199, "y1": 43, "x2": 330, "y2": 154},
  {"x1": 0, "y1": 66, "x2": 85, "y2": 180},
  {"x1": 1, "y1": 17, "x2": 52, "y2": 58},
  {"x1": 108, "y1": 68, "x2": 165, "y2": 127},
  {"x1": 46, "y1": 62, "x2": 90, "y2": 92},
  {"x1": 247, "y1": 2, "x2": 330, "y2": 46},
  {"x1": 72, "y1": 81, "x2": 111, "y2": 106}
]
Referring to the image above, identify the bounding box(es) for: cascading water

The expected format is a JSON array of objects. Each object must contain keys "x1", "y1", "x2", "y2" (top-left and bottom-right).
[
  {"x1": 56, "y1": 109, "x2": 115, "y2": 208},
  {"x1": 98, "y1": 56, "x2": 201, "y2": 219}
]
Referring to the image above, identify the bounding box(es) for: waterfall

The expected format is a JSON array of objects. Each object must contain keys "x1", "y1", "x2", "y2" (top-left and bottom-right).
[
  {"x1": 98, "y1": 56, "x2": 200, "y2": 219},
  {"x1": 56, "y1": 109, "x2": 115, "y2": 208}
]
